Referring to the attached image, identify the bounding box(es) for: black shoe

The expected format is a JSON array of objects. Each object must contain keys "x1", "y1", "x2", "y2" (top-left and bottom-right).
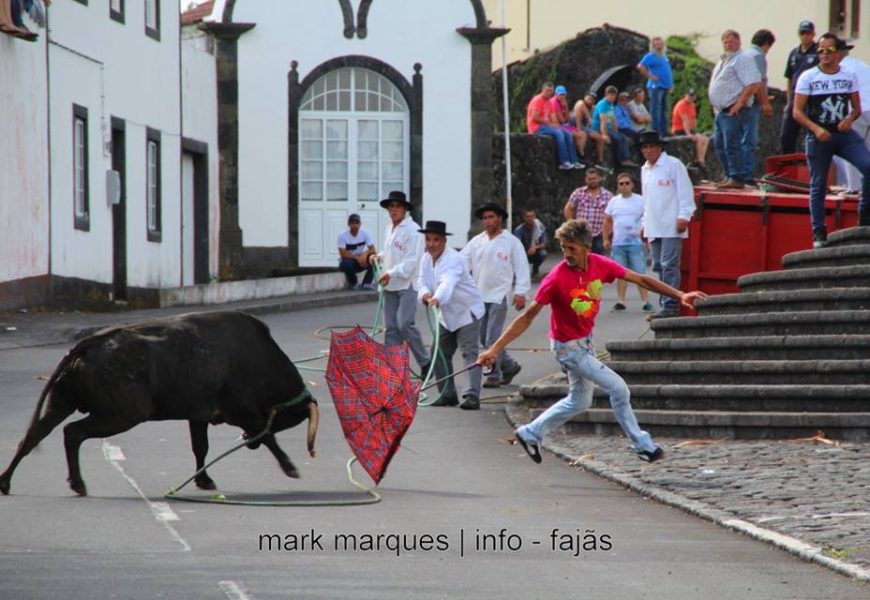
[
  {"x1": 418, "y1": 361, "x2": 432, "y2": 378},
  {"x1": 500, "y1": 363, "x2": 522, "y2": 385},
  {"x1": 812, "y1": 228, "x2": 828, "y2": 249},
  {"x1": 636, "y1": 446, "x2": 664, "y2": 463},
  {"x1": 430, "y1": 395, "x2": 458, "y2": 407},
  {"x1": 515, "y1": 432, "x2": 542, "y2": 464},
  {"x1": 613, "y1": 302, "x2": 627, "y2": 311},
  {"x1": 482, "y1": 376, "x2": 501, "y2": 388},
  {"x1": 459, "y1": 395, "x2": 480, "y2": 410}
]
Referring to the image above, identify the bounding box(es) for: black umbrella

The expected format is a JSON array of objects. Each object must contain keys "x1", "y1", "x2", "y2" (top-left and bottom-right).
[{"x1": 589, "y1": 64, "x2": 636, "y2": 97}]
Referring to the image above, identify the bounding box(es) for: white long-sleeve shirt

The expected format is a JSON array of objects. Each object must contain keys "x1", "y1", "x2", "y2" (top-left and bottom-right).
[
  {"x1": 380, "y1": 214, "x2": 424, "y2": 292},
  {"x1": 640, "y1": 151, "x2": 696, "y2": 240},
  {"x1": 460, "y1": 230, "x2": 531, "y2": 304},
  {"x1": 417, "y1": 247, "x2": 485, "y2": 332}
]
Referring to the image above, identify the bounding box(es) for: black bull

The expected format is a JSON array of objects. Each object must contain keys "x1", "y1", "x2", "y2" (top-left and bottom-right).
[{"x1": 0, "y1": 311, "x2": 319, "y2": 496}]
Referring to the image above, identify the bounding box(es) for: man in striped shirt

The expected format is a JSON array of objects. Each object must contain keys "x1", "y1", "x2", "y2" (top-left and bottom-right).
[{"x1": 562, "y1": 168, "x2": 612, "y2": 255}]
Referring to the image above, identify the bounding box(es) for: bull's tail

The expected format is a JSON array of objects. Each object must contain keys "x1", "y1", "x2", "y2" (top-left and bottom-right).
[{"x1": 307, "y1": 400, "x2": 319, "y2": 458}]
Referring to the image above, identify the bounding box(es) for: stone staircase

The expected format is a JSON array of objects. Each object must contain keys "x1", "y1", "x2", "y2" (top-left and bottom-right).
[{"x1": 521, "y1": 226, "x2": 870, "y2": 441}]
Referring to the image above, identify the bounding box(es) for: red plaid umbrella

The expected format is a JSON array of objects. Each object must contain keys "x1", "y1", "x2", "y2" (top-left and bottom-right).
[{"x1": 325, "y1": 327, "x2": 420, "y2": 484}]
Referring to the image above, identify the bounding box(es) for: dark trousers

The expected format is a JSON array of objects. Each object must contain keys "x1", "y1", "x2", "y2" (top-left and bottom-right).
[
  {"x1": 806, "y1": 131, "x2": 870, "y2": 233},
  {"x1": 527, "y1": 249, "x2": 546, "y2": 274},
  {"x1": 780, "y1": 105, "x2": 804, "y2": 154},
  {"x1": 338, "y1": 258, "x2": 373, "y2": 287}
]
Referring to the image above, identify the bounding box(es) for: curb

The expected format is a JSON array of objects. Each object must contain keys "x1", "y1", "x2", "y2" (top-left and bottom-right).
[{"x1": 504, "y1": 403, "x2": 870, "y2": 583}]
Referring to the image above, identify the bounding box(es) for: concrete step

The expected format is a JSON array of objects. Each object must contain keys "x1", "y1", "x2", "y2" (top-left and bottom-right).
[
  {"x1": 782, "y1": 245, "x2": 870, "y2": 270},
  {"x1": 737, "y1": 265, "x2": 870, "y2": 292},
  {"x1": 538, "y1": 408, "x2": 870, "y2": 441},
  {"x1": 606, "y1": 334, "x2": 870, "y2": 361},
  {"x1": 604, "y1": 359, "x2": 870, "y2": 386},
  {"x1": 827, "y1": 225, "x2": 870, "y2": 248},
  {"x1": 650, "y1": 310, "x2": 870, "y2": 338},
  {"x1": 521, "y1": 380, "x2": 870, "y2": 412},
  {"x1": 694, "y1": 288, "x2": 870, "y2": 316}
]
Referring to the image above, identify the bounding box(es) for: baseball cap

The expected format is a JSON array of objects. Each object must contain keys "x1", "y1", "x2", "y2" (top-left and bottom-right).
[
  {"x1": 798, "y1": 20, "x2": 815, "y2": 32},
  {"x1": 686, "y1": 87, "x2": 696, "y2": 96},
  {"x1": 555, "y1": 85, "x2": 567, "y2": 96},
  {"x1": 836, "y1": 37, "x2": 855, "y2": 50},
  {"x1": 348, "y1": 213, "x2": 361, "y2": 223}
]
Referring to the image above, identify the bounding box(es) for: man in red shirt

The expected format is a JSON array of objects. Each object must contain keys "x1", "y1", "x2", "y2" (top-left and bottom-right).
[
  {"x1": 671, "y1": 88, "x2": 710, "y2": 171},
  {"x1": 477, "y1": 219, "x2": 707, "y2": 464},
  {"x1": 527, "y1": 82, "x2": 583, "y2": 170}
]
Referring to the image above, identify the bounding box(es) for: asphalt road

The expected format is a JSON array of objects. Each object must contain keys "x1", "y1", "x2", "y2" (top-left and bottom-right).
[{"x1": 1, "y1": 293, "x2": 868, "y2": 599}]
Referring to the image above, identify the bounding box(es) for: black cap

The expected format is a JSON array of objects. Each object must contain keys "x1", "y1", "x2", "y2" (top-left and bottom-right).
[
  {"x1": 474, "y1": 202, "x2": 508, "y2": 220},
  {"x1": 418, "y1": 220, "x2": 453, "y2": 236},
  {"x1": 379, "y1": 190, "x2": 412, "y2": 209},
  {"x1": 798, "y1": 20, "x2": 815, "y2": 32},
  {"x1": 348, "y1": 213, "x2": 361, "y2": 223}
]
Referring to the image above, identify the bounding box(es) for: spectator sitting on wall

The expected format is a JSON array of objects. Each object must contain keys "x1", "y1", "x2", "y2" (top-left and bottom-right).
[
  {"x1": 574, "y1": 92, "x2": 607, "y2": 167},
  {"x1": 563, "y1": 167, "x2": 613, "y2": 255},
  {"x1": 615, "y1": 91, "x2": 641, "y2": 147},
  {"x1": 592, "y1": 86, "x2": 637, "y2": 169},
  {"x1": 0, "y1": 0, "x2": 40, "y2": 41},
  {"x1": 337, "y1": 213, "x2": 377, "y2": 290},
  {"x1": 527, "y1": 82, "x2": 583, "y2": 170},
  {"x1": 552, "y1": 85, "x2": 588, "y2": 167},
  {"x1": 671, "y1": 88, "x2": 711, "y2": 172},
  {"x1": 513, "y1": 209, "x2": 548, "y2": 278},
  {"x1": 628, "y1": 87, "x2": 653, "y2": 132}
]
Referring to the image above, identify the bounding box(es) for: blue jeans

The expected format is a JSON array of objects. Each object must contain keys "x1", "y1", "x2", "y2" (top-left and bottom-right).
[
  {"x1": 648, "y1": 87, "x2": 669, "y2": 135},
  {"x1": 536, "y1": 125, "x2": 579, "y2": 165},
  {"x1": 713, "y1": 108, "x2": 752, "y2": 181},
  {"x1": 650, "y1": 237, "x2": 682, "y2": 311},
  {"x1": 383, "y1": 288, "x2": 429, "y2": 368},
  {"x1": 516, "y1": 337, "x2": 656, "y2": 453},
  {"x1": 741, "y1": 103, "x2": 761, "y2": 181},
  {"x1": 805, "y1": 130, "x2": 870, "y2": 233},
  {"x1": 479, "y1": 298, "x2": 519, "y2": 380},
  {"x1": 338, "y1": 258, "x2": 373, "y2": 287},
  {"x1": 527, "y1": 249, "x2": 546, "y2": 273},
  {"x1": 609, "y1": 130, "x2": 631, "y2": 163}
]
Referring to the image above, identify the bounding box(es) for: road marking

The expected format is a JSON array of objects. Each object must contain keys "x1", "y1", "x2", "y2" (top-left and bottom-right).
[
  {"x1": 219, "y1": 581, "x2": 254, "y2": 600},
  {"x1": 102, "y1": 440, "x2": 191, "y2": 552}
]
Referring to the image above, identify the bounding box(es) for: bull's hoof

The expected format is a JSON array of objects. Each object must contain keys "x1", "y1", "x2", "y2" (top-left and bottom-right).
[
  {"x1": 0, "y1": 474, "x2": 10, "y2": 495},
  {"x1": 68, "y1": 478, "x2": 87, "y2": 496},
  {"x1": 285, "y1": 467, "x2": 300, "y2": 479},
  {"x1": 195, "y1": 475, "x2": 217, "y2": 491}
]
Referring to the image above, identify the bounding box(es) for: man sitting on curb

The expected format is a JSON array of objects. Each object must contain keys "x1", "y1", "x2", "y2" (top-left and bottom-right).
[
  {"x1": 461, "y1": 202, "x2": 530, "y2": 389},
  {"x1": 477, "y1": 219, "x2": 707, "y2": 464},
  {"x1": 418, "y1": 221, "x2": 485, "y2": 410},
  {"x1": 337, "y1": 213, "x2": 377, "y2": 290}
]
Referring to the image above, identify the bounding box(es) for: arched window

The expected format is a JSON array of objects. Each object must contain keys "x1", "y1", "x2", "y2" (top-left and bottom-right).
[{"x1": 298, "y1": 67, "x2": 410, "y2": 266}]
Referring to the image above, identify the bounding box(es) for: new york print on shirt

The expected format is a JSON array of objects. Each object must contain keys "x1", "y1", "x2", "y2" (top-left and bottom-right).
[{"x1": 796, "y1": 67, "x2": 858, "y2": 131}]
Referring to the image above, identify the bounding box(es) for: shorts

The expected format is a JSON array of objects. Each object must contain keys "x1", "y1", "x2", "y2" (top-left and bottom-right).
[{"x1": 610, "y1": 244, "x2": 646, "y2": 274}]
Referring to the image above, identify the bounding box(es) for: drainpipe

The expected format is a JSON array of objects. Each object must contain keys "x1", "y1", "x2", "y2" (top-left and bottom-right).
[{"x1": 500, "y1": 0, "x2": 512, "y2": 230}]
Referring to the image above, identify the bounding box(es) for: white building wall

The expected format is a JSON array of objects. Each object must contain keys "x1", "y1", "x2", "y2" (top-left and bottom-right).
[
  {"x1": 0, "y1": 36, "x2": 49, "y2": 284},
  {"x1": 182, "y1": 29, "x2": 220, "y2": 278},
  {"x1": 48, "y1": 0, "x2": 181, "y2": 289},
  {"x1": 231, "y1": 0, "x2": 476, "y2": 248}
]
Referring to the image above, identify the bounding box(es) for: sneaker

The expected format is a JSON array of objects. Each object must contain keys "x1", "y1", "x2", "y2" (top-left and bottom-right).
[
  {"x1": 641, "y1": 302, "x2": 654, "y2": 312},
  {"x1": 595, "y1": 163, "x2": 613, "y2": 174},
  {"x1": 515, "y1": 431, "x2": 542, "y2": 464},
  {"x1": 812, "y1": 228, "x2": 828, "y2": 249},
  {"x1": 621, "y1": 160, "x2": 639, "y2": 168},
  {"x1": 572, "y1": 161, "x2": 585, "y2": 169},
  {"x1": 459, "y1": 395, "x2": 480, "y2": 410},
  {"x1": 558, "y1": 162, "x2": 574, "y2": 170},
  {"x1": 646, "y1": 308, "x2": 678, "y2": 321},
  {"x1": 636, "y1": 446, "x2": 664, "y2": 463},
  {"x1": 360, "y1": 283, "x2": 378, "y2": 291},
  {"x1": 482, "y1": 376, "x2": 502, "y2": 388},
  {"x1": 500, "y1": 363, "x2": 522, "y2": 385},
  {"x1": 613, "y1": 302, "x2": 627, "y2": 311}
]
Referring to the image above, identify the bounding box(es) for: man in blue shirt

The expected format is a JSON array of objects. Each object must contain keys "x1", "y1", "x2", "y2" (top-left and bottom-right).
[
  {"x1": 592, "y1": 86, "x2": 636, "y2": 168},
  {"x1": 637, "y1": 36, "x2": 674, "y2": 135}
]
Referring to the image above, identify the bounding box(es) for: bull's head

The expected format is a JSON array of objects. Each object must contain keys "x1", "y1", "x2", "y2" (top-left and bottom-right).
[{"x1": 270, "y1": 396, "x2": 318, "y2": 458}]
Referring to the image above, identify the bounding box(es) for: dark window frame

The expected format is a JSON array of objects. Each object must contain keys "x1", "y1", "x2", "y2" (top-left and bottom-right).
[
  {"x1": 110, "y1": 0, "x2": 125, "y2": 24},
  {"x1": 145, "y1": 0, "x2": 160, "y2": 41},
  {"x1": 146, "y1": 127, "x2": 162, "y2": 242},
  {"x1": 72, "y1": 104, "x2": 90, "y2": 232}
]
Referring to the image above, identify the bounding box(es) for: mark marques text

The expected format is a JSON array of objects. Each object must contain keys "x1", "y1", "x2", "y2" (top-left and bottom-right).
[{"x1": 258, "y1": 528, "x2": 612, "y2": 558}]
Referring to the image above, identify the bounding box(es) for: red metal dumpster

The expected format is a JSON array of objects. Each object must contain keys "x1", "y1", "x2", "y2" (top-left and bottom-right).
[{"x1": 680, "y1": 184, "x2": 860, "y2": 298}]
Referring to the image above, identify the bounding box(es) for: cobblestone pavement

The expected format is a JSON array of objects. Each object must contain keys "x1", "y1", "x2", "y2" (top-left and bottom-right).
[{"x1": 506, "y1": 401, "x2": 870, "y2": 581}]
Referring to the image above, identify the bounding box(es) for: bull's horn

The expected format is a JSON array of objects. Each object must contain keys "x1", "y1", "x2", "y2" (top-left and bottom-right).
[{"x1": 307, "y1": 400, "x2": 319, "y2": 458}]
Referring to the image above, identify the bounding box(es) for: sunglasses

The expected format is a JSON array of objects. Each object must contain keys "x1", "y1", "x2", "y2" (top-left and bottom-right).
[
  {"x1": 617, "y1": 181, "x2": 633, "y2": 186},
  {"x1": 818, "y1": 47, "x2": 837, "y2": 54}
]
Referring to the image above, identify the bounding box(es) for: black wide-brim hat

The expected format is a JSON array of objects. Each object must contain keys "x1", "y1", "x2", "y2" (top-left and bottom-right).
[
  {"x1": 418, "y1": 220, "x2": 452, "y2": 236},
  {"x1": 380, "y1": 190, "x2": 412, "y2": 209},
  {"x1": 638, "y1": 129, "x2": 666, "y2": 147},
  {"x1": 474, "y1": 202, "x2": 509, "y2": 220}
]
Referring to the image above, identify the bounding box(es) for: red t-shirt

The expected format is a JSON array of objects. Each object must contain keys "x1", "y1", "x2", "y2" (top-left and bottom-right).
[
  {"x1": 534, "y1": 255, "x2": 626, "y2": 342},
  {"x1": 671, "y1": 98, "x2": 697, "y2": 134},
  {"x1": 526, "y1": 93, "x2": 553, "y2": 133}
]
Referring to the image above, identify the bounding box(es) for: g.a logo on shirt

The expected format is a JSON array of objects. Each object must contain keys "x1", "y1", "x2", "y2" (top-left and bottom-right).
[
  {"x1": 656, "y1": 179, "x2": 673, "y2": 187},
  {"x1": 495, "y1": 250, "x2": 509, "y2": 262},
  {"x1": 393, "y1": 240, "x2": 405, "y2": 252}
]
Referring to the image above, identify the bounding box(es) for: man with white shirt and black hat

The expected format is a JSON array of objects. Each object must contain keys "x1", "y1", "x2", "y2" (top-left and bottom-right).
[
  {"x1": 376, "y1": 190, "x2": 429, "y2": 373},
  {"x1": 461, "y1": 202, "x2": 530, "y2": 388},
  {"x1": 417, "y1": 220, "x2": 485, "y2": 410}
]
